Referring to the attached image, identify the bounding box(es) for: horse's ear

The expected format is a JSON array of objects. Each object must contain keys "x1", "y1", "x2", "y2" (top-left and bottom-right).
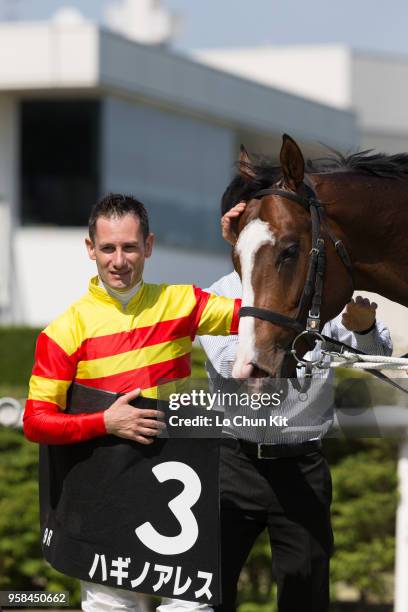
[
  {"x1": 238, "y1": 144, "x2": 256, "y2": 180},
  {"x1": 280, "y1": 134, "x2": 304, "y2": 189}
]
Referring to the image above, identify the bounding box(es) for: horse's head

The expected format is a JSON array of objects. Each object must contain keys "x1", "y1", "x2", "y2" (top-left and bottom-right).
[{"x1": 230, "y1": 135, "x2": 353, "y2": 379}]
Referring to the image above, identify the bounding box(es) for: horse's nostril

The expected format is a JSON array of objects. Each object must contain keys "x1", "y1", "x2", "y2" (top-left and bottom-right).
[{"x1": 251, "y1": 364, "x2": 270, "y2": 378}]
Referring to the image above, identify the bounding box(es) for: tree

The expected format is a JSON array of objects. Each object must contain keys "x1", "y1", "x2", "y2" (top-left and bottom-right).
[
  {"x1": 0, "y1": 427, "x2": 80, "y2": 604},
  {"x1": 330, "y1": 439, "x2": 397, "y2": 609}
]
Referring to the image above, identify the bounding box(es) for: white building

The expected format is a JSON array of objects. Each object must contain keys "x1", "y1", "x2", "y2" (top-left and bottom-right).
[
  {"x1": 0, "y1": 21, "x2": 358, "y2": 327},
  {"x1": 193, "y1": 44, "x2": 408, "y2": 353},
  {"x1": 194, "y1": 44, "x2": 408, "y2": 153}
]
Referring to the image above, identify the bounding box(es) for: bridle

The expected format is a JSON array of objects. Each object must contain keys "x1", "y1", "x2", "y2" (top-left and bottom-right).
[
  {"x1": 237, "y1": 182, "x2": 408, "y2": 395},
  {"x1": 238, "y1": 183, "x2": 354, "y2": 368}
]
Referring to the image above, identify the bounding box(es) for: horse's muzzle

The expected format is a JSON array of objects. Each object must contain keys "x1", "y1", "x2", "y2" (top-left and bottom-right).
[{"x1": 249, "y1": 346, "x2": 289, "y2": 379}]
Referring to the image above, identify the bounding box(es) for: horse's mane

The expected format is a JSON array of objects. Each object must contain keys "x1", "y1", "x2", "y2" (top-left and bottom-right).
[
  {"x1": 221, "y1": 148, "x2": 408, "y2": 214},
  {"x1": 307, "y1": 147, "x2": 408, "y2": 178}
]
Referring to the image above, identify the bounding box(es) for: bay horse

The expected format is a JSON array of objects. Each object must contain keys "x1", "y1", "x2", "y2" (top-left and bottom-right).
[{"x1": 227, "y1": 134, "x2": 408, "y2": 379}]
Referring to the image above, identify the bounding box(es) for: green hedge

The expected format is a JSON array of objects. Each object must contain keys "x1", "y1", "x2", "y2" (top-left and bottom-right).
[
  {"x1": 0, "y1": 325, "x2": 206, "y2": 392},
  {"x1": 0, "y1": 427, "x2": 81, "y2": 605},
  {"x1": 0, "y1": 327, "x2": 40, "y2": 390}
]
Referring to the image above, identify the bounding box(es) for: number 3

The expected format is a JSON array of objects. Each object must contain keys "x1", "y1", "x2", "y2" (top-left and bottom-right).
[{"x1": 135, "y1": 461, "x2": 201, "y2": 555}]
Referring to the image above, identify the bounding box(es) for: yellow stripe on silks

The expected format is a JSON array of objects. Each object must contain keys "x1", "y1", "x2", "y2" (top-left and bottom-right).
[
  {"x1": 141, "y1": 377, "x2": 191, "y2": 400},
  {"x1": 45, "y1": 310, "x2": 81, "y2": 357},
  {"x1": 75, "y1": 337, "x2": 192, "y2": 380},
  {"x1": 45, "y1": 284, "x2": 198, "y2": 355},
  {"x1": 196, "y1": 294, "x2": 234, "y2": 336},
  {"x1": 28, "y1": 375, "x2": 71, "y2": 410},
  {"x1": 124, "y1": 284, "x2": 198, "y2": 328}
]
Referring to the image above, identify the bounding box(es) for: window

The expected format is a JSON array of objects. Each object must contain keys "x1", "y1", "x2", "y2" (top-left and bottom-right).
[{"x1": 21, "y1": 100, "x2": 100, "y2": 225}]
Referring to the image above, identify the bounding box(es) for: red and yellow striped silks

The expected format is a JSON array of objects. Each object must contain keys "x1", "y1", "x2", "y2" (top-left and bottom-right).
[{"x1": 24, "y1": 277, "x2": 240, "y2": 444}]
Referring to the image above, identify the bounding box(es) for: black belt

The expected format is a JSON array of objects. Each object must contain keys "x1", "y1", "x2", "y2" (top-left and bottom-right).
[{"x1": 224, "y1": 437, "x2": 322, "y2": 459}]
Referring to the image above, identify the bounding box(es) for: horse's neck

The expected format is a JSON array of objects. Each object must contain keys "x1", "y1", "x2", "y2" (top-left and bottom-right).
[{"x1": 311, "y1": 172, "x2": 408, "y2": 307}]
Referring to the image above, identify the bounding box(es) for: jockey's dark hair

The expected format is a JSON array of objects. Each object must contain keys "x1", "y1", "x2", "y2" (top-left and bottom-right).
[{"x1": 88, "y1": 194, "x2": 150, "y2": 242}]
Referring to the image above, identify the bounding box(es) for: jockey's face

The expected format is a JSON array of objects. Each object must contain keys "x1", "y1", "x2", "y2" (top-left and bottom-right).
[{"x1": 85, "y1": 213, "x2": 154, "y2": 290}]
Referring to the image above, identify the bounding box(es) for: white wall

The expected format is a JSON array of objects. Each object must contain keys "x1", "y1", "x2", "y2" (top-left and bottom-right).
[
  {"x1": 361, "y1": 131, "x2": 408, "y2": 155},
  {"x1": 14, "y1": 228, "x2": 231, "y2": 327},
  {"x1": 0, "y1": 96, "x2": 18, "y2": 216},
  {"x1": 0, "y1": 95, "x2": 19, "y2": 321},
  {"x1": 194, "y1": 45, "x2": 352, "y2": 110},
  {"x1": 352, "y1": 53, "x2": 408, "y2": 153},
  {"x1": 0, "y1": 22, "x2": 98, "y2": 89}
]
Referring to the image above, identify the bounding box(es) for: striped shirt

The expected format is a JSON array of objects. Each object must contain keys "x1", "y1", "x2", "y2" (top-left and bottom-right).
[
  {"x1": 199, "y1": 271, "x2": 393, "y2": 444},
  {"x1": 24, "y1": 276, "x2": 240, "y2": 444}
]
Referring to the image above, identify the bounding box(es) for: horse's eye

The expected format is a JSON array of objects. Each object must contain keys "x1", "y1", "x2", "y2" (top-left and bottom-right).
[{"x1": 278, "y1": 244, "x2": 299, "y2": 264}]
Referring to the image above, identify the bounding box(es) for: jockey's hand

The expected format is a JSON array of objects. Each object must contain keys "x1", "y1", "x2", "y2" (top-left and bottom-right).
[
  {"x1": 104, "y1": 388, "x2": 166, "y2": 444},
  {"x1": 221, "y1": 201, "x2": 246, "y2": 245},
  {"x1": 341, "y1": 296, "x2": 377, "y2": 332}
]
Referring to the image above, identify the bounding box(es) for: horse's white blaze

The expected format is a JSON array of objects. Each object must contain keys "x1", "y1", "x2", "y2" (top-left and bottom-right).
[{"x1": 232, "y1": 219, "x2": 276, "y2": 379}]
